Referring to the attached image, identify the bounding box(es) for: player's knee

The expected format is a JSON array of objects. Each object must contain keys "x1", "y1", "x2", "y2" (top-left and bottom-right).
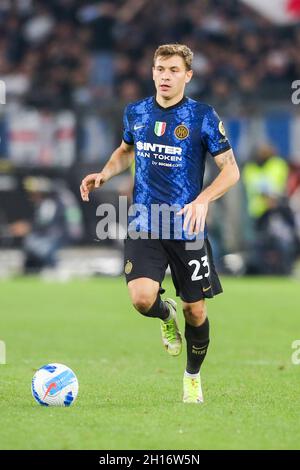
[
  {"x1": 183, "y1": 302, "x2": 206, "y2": 326},
  {"x1": 132, "y1": 292, "x2": 156, "y2": 315},
  {"x1": 128, "y1": 279, "x2": 159, "y2": 316}
]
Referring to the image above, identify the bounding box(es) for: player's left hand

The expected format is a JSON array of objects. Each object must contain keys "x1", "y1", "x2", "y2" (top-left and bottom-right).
[{"x1": 177, "y1": 197, "x2": 209, "y2": 235}]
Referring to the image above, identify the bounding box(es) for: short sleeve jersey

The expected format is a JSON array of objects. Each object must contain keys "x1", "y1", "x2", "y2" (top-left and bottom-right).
[{"x1": 123, "y1": 96, "x2": 231, "y2": 240}]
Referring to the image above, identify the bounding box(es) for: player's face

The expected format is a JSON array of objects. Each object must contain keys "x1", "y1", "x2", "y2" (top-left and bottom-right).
[{"x1": 152, "y1": 55, "x2": 193, "y2": 101}]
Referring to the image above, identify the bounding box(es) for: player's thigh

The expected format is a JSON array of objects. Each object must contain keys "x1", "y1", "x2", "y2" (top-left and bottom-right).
[
  {"x1": 127, "y1": 277, "x2": 160, "y2": 307},
  {"x1": 163, "y1": 238, "x2": 223, "y2": 303},
  {"x1": 124, "y1": 236, "x2": 168, "y2": 287}
]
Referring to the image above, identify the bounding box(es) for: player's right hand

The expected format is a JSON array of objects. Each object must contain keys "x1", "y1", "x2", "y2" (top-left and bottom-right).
[{"x1": 80, "y1": 172, "x2": 106, "y2": 202}]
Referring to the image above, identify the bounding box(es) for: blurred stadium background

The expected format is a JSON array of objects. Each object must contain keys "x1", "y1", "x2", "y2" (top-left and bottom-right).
[
  {"x1": 1, "y1": 0, "x2": 300, "y2": 451},
  {"x1": 0, "y1": 0, "x2": 300, "y2": 278}
]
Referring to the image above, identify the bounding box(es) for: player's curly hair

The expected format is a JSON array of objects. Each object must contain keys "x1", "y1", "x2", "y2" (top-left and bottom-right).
[{"x1": 153, "y1": 44, "x2": 193, "y2": 71}]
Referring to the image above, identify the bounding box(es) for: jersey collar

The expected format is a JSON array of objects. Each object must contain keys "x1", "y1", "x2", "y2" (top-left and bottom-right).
[{"x1": 154, "y1": 95, "x2": 187, "y2": 111}]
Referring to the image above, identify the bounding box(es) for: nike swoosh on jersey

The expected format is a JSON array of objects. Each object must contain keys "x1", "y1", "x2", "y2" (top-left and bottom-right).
[{"x1": 134, "y1": 124, "x2": 145, "y2": 130}]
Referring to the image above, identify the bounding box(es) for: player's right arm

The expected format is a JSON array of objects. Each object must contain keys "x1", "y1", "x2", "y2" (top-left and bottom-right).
[{"x1": 80, "y1": 140, "x2": 134, "y2": 202}]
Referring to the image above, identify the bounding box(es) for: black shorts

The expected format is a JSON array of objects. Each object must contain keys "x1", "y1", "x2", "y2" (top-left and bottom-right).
[{"x1": 124, "y1": 236, "x2": 223, "y2": 303}]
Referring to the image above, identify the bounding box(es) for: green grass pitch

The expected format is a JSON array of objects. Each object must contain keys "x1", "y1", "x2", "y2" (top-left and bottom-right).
[{"x1": 0, "y1": 275, "x2": 299, "y2": 450}]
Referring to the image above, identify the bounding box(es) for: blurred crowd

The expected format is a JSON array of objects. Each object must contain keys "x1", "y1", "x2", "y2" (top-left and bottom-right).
[
  {"x1": 1, "y1": 0, "x2": 300, "y2": 277},
  {"x1": 1, "y1": 0, "x2": 300, "y2": 112},
  {"x1": 241, "y1": 145, "x2": 300, "y2": 275}
]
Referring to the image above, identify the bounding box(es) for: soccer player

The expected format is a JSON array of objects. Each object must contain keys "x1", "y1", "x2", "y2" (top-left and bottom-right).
[{"x1": 80, "y1": 44, "x2": 240, "y2": 403}]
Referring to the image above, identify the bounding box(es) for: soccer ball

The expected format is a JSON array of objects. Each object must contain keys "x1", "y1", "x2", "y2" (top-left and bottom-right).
[{"x1": 31, "y1": 363, "x2": 79, "y2": 406}]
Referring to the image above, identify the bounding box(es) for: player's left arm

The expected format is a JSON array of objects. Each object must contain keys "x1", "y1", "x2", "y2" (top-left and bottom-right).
[
  {"x1": 202, "y1": 148, "x2": 240, "y2": 202},
  {"x1": 177, "y1": 148, "x2": 240, "y2": 234}
]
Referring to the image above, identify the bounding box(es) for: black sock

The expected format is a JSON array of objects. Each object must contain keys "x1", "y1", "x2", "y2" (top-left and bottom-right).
[
  {"x1": 185, "y1": 318, "x2": 210, "y2": 374},
  {"x1": 144, "y1": 294, "x2": 169, "y2": 320}
]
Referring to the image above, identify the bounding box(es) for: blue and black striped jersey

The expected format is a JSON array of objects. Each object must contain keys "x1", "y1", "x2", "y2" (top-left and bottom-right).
[{"x1": 123, "y1": 95, "x2": 231, "y2": 239}]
